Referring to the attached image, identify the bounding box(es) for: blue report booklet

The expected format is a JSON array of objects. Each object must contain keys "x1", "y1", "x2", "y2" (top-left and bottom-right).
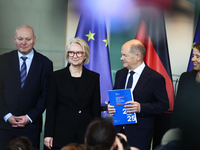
[{"x1": 109, "y1": 89, "x2": 137, "y2": 125}]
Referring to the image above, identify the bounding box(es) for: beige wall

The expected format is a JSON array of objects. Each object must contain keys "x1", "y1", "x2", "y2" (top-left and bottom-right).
[
  {"x1": 166, "y1": 0, "x2": 194, "y2": 78},
  {"x1": 0, "y1": 0, "x2": 67, "y2": 71}
]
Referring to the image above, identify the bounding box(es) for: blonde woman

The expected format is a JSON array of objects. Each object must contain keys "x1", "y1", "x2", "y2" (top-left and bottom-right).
[{"x1": 44, "y1": 38, "x2": 101, "y2": 150}]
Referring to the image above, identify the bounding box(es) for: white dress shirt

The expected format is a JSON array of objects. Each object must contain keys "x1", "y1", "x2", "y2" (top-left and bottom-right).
[{"x1": 125, "y1": 62, "x2": 145, "y2": 92}]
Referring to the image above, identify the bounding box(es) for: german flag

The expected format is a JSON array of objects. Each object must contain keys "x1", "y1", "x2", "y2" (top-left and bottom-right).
[{"x1": 135, "y1": 9, "x2": 174, "y2": 148}]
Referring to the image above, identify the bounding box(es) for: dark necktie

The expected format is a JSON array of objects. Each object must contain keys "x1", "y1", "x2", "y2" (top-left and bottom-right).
[
  {"x1": 21, "y1": 56, "x2": 27, "y2": 88},
  {"x1": 126, "y1": 71, "x2": 135, "y2": 89}
]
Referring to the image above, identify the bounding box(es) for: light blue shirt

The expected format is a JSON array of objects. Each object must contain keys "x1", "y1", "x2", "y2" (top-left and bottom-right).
[
  {"x1": 3, "y1": 49, "x2": 34, "y2": 123},
  {"x1": 18, "y1": 50, "x2": 34, "y2": 74}
]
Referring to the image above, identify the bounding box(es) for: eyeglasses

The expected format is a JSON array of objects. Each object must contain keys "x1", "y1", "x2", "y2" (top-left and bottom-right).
[{"x1": 68, "y1": 51, "x2": 84, "y2": 58}]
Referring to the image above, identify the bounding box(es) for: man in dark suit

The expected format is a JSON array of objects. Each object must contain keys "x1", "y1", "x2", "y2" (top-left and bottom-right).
[
  {"x1": 108, "y1": 39, "x2": 169, "y2": 150},
  {"x1": 0, "y1": 25, "x2": 53, "y2": 149}
]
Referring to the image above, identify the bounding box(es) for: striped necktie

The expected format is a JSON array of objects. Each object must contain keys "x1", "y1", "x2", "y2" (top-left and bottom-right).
[{"x1": 21, "y1": 56, "x2": 27, "y2": 88}]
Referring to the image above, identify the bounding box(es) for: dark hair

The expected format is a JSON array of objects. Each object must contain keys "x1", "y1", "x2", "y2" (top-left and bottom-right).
[
  {"x1": 61, "y1": 143, "x2": 85, "y2": 150},
  {"x1": 193, "y1": 43, "x2": 200, "y2": 52},
  {"x1": 6, "y1": 136, "x2": 34, "y2": 150},
  {"x1": 85, "y1": 118, "x2": 116, "y2": 150}
]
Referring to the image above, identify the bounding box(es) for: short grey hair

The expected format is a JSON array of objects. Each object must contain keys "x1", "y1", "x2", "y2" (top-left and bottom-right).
[{"x1": 129, "y1": 43, "x2": 146, "y2": 57}]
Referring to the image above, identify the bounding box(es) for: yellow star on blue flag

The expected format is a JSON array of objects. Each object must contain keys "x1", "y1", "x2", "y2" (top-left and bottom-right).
[
  {"x1": 86, "y1": 30, "x2": 95, "y2": 41},
  {"x1": 192, "y1": 42, "x2": 196, "y2": 49},
  {"x1": 103, "y1": 39, "x2": 108, "y2": 47}
]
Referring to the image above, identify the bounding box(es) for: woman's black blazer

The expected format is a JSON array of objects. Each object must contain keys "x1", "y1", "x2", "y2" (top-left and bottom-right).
[{"x1": 44, "y1": 65, "x2": 101, "y2": 148}]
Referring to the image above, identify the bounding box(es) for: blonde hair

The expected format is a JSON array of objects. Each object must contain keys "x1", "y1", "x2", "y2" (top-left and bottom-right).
[{"x1": 66, "y1": 38, "x2": 90, "y2": 64}]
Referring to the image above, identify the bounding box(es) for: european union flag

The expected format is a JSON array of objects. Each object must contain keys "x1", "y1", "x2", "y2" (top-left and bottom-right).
[
  {"x1": 187, "y1": 13, "x2": 200, "y2": 72},
  {"x1": 75, "y1": 15, "x2": 113, "y2": 117}
]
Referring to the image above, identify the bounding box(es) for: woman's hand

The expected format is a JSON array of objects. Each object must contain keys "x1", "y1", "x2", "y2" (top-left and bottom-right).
[{"x1": 44, "y1": 137, "x2": 53, "y2": 149}]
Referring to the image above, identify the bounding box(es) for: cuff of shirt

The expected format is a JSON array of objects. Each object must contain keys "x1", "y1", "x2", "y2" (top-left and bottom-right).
[
  {"x1": 4, "y1": 113, "x2": 12, "y2": 122},
  {"x1": 26, "y1": 114, "x2": 33, "y2": 123}
]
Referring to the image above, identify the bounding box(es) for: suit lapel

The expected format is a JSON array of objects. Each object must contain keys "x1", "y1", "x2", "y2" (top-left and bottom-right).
[
  {"x1": 133, "y1": 65, "x2": 151, "y2": 96},
  {"x1": 77, "y1": 66, "x2": 93, "y2": 100},
  {"x1": 120, "y1": 69, "x2": 128, "y2": 89},
  {"x1": 59, "y1": 65, "x2": 81, "y2": 107},
  {"x1": 12, "y1": 51, "x2": 21, "y2": 89}
]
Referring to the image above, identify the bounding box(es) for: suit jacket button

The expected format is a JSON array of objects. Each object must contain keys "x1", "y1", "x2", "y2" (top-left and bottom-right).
[{"x1": 79, "y1": 110, "x2": 81, "y2": 113}]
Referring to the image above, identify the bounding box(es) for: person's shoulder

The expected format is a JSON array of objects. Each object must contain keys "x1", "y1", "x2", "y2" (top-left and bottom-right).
[
  {"x1": 0, "y1": 50, "x2": 17, "y2": 58},
  {"x1": 48, "y1": 68, "x2": 67, "y2": 80},
  {"x1": 144, "y1": 65, "x2": 163, "y2": 78},
  {"x1": 117, "y1": 68, "x2": 127, "y2": 72},
  {"x1": 34, "y1": 50, "x2": 52, "y2": 63},
  {"x1": 113, "y1": 68, "x2": 128, "y2": 80},
  {"x1": 116, "y1": 68, "x2": 127, "y2": 75},
  {"x1": 53, "y1": 67, "x2": 66, "y2": 74},
  {"x1": 84, "y1": 66, "x2": 100, "y2": 77},
  {"x1": 181, "y1": 71, "x2": 194, "y2": 76},
  {"x1": 180, "y1": 71, "x2": 195, "y2": 79},
  {"x1": 0, "y1": 50, "x2": 17, "y2": 63}
]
